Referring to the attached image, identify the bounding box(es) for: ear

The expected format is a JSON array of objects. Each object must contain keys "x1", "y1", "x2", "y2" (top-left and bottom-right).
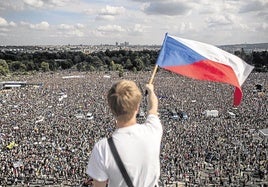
[
  {"x1": 136, "y1": 103, "x2": 140, "y2": 112},
  {"x1": 133, "y1": 104, "x2": 139, "y2": 118}
]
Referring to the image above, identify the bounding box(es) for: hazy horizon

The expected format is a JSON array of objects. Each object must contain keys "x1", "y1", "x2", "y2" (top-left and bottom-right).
[{"x1": 1, "y1": 41, "x2": 268, "y2": 47}]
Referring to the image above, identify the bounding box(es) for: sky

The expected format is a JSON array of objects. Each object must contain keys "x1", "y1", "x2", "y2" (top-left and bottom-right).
[{"x1": 0, "y1": 0, "x2": 267, "y2": 46}]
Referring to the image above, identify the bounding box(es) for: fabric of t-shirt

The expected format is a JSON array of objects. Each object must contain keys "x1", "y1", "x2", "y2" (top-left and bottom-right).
[{"x1": 86, "y1": 114, "x2": 162, "y2": 187}]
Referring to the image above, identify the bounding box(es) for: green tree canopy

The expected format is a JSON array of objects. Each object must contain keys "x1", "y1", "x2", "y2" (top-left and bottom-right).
[
  {"x1": 0, "y1": 59, "x2": 9, "y2": 76},
  {"x1": 41, "y1": 61, "x2": 50, "y2": 72},
  {"x1": 9, "y1": 61, "x2": 26, "y2": 72}
]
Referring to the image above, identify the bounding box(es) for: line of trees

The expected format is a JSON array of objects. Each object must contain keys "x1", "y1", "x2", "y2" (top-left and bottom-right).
[
  {"x1": 234, "y1": 49, "x2": 267, "y2": 72},
  {"x1": 0, "y1": 48, "x2": 267, "y2": 76}
]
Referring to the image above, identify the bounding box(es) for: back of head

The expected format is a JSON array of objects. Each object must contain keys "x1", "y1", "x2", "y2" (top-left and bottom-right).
[{"x1": 107, "y1": 80, "x2": 142, "y2": 123}]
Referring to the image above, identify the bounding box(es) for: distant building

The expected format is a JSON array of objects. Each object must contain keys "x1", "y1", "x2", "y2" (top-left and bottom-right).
[{"x1": 116, "y1": 41, "x2": 130, "y2": 47}]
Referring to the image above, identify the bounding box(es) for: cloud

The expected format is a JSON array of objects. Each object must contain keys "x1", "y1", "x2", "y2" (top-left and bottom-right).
[
  {"x1": 256, "y1": 10, "x2": 268, "y2": 22},
  {"x1": 179, "y1": 22, "x2": 194, "y2": 34},
  {"x1": 57, "y1": 23, "x2": 85, "y2": 37},
  {"x1": 95, "y1": 5, "x2": 125, "y2": 21},
  {"x1": 126, "y1": 24, "x2": 147, "y2": 36},
  {"x1": 99, "y1": 5, "x2": 125, "y2": 16},
  {"x1": 141, "y1": 1, "x2": 192, "y2": 15},
  {"x1": 206, "y1": 15, "x2": 233, "y2": 27},
  {"x1": 239, "y1": 0, "x2": 268, "y2": 13},
  {"x1": 97, "y1": 24, "x2": 125, "y2": 33},
  {"x1": 59, "y1": 23, "x2": 73, "y2": 30},
  {"x1": 23, "y1": 0, "x2": 44, "y2": 8},
  {"x1": 197, "y1": 1, "x2": 237, "y2": 15},
  {"x1": 84, "y1": 8, "x2": 96, "y2": 15},
  {"x1": 23, "y1": 0, "x2": 73, "y2": 9},
  {"x1": 0, "y1": 17, "x2": 18, "y2": 38},
  {"x1": 131, "y1": 0, "x2": 162, "y2": 2},
  {"x1": 0, "y1": 0, "x2": 267, "y2": 45},
  {"x1": 0, "y1": 1, "x2": 25, "y2": 11},
  {"x1": 21, "y1": 21, "x2": 49, "y2": 30},
  {"x1": 9, "y1": 21, "x2": 17, "y2": 27},
  {"x1": 132, "y1": 24, "x2": 145, "y2": 33},
  {"x1": 0, "y1": 17, "x2": 9, "y2": 27},
  {"x1": 0, "y1": 17, "x2": 17, "y2": 27},
  {"x1": 59, "y1": 23, "x2": 84, "y2": 30},
  {"x1": 0, "y1": 32, "x2": 8, "y2": 36},
  {"x1": 95, "y1": 15, "x2": 115, "y2": 21},
  {"x1": 47, "y1": 0, "x2": 70, "y2": 7},
  {"x1": 0, "y1": 28, "x2": 9, "y2": 32},
  {"x1": 76, "y1": 23, "x2": 84, "y2": 29},
  {"x1": 62, "y1": 29, "x2": 84, "y2": 37},
  {"x1": 31, "y1": 21, "x2": 49, "y2": 30},
  {"x1": 256, "y1": 22, "x2": 268, "y2": 32}
]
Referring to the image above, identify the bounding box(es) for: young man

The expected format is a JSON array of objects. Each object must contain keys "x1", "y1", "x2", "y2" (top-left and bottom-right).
[{"x1": 86, "y1": 80, "x2": 162, "y2": 187}]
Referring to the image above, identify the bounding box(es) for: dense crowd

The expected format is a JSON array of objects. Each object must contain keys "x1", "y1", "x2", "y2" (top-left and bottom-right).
[{"x1": 0, "y1": 70, "x2": 267, "y2": 186}]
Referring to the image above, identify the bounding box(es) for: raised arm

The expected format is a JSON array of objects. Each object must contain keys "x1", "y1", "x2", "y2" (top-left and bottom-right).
[
  {"x1": 145, "y1": 84, "x2": 158, "y2": 116},
  {"x1": 92, "y1": 180, "x2": 107, "y2": 187}
]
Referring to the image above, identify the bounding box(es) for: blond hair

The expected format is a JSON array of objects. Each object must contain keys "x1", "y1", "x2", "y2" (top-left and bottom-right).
[{"x1": 107, "y1": 80, "x2": 142, "y2": 123}]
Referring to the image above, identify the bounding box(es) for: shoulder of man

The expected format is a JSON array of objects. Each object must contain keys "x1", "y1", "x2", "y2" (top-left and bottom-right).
[
  {"x1": 94, "y1": 137, "x2": 109, "y2": 150},
  {"x1": 145, "y1": 114, "x2": 163, "y2": 133}
]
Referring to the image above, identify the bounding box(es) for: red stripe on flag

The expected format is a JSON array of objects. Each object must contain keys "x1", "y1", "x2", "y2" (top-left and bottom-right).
[{"x1": 162, "y1": 60, "x2": 243, "y2": 105}]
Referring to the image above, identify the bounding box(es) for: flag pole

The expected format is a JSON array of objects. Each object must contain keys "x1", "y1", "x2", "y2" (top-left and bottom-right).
[{"x1": 149, "y1": 65, "x2": 158, "y2": 84}]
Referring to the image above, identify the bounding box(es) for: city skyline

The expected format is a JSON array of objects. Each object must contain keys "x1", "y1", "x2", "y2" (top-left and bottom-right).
[{"x1": 0, "y1": 0, "x2": 267, "y2": 46}]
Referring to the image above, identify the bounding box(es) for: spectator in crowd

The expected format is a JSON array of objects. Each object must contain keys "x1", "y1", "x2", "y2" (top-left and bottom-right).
[
  {"x1": 0, "y1": 70, "x2": 267, "y2": 186},
  {"x1": 86, "y1": 80, "x2": 162, "y2": 187}
]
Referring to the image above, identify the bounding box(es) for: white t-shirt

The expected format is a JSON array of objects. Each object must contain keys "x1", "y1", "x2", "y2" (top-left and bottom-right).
[{"x1": 86, "y1": 114, "x2": 162, "y2": 187}]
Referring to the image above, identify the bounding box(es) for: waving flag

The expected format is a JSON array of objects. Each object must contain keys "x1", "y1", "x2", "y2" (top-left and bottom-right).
[{"x1": 156, "y1": 33, "x2": 254, "y2": 106}]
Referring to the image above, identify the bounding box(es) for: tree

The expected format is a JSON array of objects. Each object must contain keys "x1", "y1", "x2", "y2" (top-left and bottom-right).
[
  {"x1": 134, "y1": 57, "x2": 144, "y2": 71},
  {"x1": 125, "y1": 59, "x2": 133, "y2": 70},
  {"x1": 9, "y1": 61, "x2": 26, "y2": 72},
  {"x1": 0, "y1": 59, "x2": 9, "y2": 76},
  {"x1": 114, "y1": 63, "x2": 123, "y2": 71},
  {"x1": 118, "y1": 68, "x2": 124, "y2": 77},
  {"x1": 92, "y1": 56, "x2": 103, "y2": 69},
  {"x1": 115, "y1": 63, "x2": 124, "y2": 77},
  {"x1": 0, "y1": 66, "x2": 7, "y2": 76},
  {"x1": 252, "y1": 51, "x2": 268, "y2": 72},
  {"x1": 143, "y1": 53, "x2": 151, "y2": 67},
  {"x1": 89, "y1": 65, "x2": 95, "y2": 71},
  {"x1": 47, "y1": 60, "x2": 58, "y2": 71},
  {"x1": 105, "y1": 49, "x2": 112, "y2": 57},
  {"x1": 109, "y1": 61, "x2": 116, "y2": 71},
  {"x1": 133, "y1": 67, "x2": 137, "y2": 73},
  {"x1": 60, "y1": 59, "x2": 73, "y2": 69},
  {"x1": 23, "y1": 60, "x2": 35, "y2": 71},
  {"x1": 102, "y1": 56, "x2": 111, "y2": 66},
  {"x1": 76, "y1": 63, "x2": 83, "y2": 71},
  {"x1": 74, "y1": 55, "x2": 82, "y2": 64},
  {"x1": 41, "y1": 61, "x2": 50, "y2": 72}
]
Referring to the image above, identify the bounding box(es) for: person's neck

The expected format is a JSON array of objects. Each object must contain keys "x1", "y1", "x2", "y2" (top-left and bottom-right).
[{"x1": 116, "y1": 117, "x2": 136, "y2": 128}]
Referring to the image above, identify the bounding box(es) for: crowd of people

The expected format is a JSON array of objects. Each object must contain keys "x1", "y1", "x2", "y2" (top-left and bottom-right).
[{"x1": 0, "y1": 70, "x2": 267, "y2": 186}]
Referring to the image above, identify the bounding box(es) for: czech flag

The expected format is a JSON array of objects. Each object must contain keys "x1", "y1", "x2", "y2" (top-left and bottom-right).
[{"x1": 156, "y1": 33, "x2": 254, "y2": 106}]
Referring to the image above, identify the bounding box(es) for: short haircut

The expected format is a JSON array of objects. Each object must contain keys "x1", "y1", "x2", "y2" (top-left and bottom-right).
[{"x1": 107, "y1": 80, "x2": 142, "y2": 122}]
